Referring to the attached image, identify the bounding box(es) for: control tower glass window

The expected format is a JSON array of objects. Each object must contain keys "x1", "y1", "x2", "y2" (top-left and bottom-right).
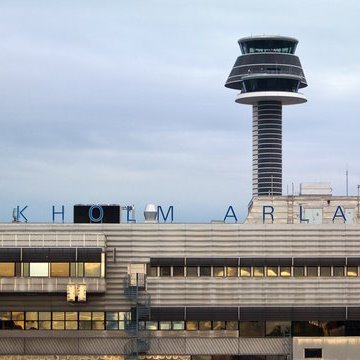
[{"x1": 240, "y1": 40, "x2": 297, "y2": 54}]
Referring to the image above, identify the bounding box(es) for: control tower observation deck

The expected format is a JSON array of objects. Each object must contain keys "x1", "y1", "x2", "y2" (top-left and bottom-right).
[{"x1": 225, "y1": 35, "x2": 307, "y2": 196}]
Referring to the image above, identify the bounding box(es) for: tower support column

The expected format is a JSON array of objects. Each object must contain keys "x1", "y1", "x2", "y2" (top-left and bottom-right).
[{"x1": 252, "y1": 101, "x2": 282, "y2": 196}]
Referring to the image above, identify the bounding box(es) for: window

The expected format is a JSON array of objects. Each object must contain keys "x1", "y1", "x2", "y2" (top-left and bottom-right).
[
  {"x1": 320, "y1": 266, "x2": 331, "y2": 277},
  {"x1": 52, "y1": 312, "x2": 65, "y2": 330},
  {"x1": 106, "y1": 312, "x2": 119, "y2": 330},
  {"x1": 240, "y1": 267, "x2": 251, "y2": 277},
  {"x1": 333, "y1": 266, "x2": 344, "y2": 276},
  {"x1": 347, "y1": 266, "x2": 358, "y2": 277},
  {"x1": 172, "y1": 321, "x2": 185, "y2": 330},
  {"x1": 213, "y1": 267, "x2": 224, "y2": 277},
  {"x1": 66, "y1": 312, "x2": 78, "y2": 330},
  {"x1": 199, "y1": 267, "x2": 211, "y2": 277},
  {"x1": 173, "y1": 266, "x2": 184, "y2": 277},
  {"x1": 199, "y1": 321, "x2": 211, "y2": 330},
  {"x1": 307, "y1": 266, "x2": 318, "y2": 277},
  {"x1": 25, "y1": 312, "x2": 38, "y2": 330},
  {"x1": 159, "y1": 266, "x2": 171, "y2": 277},
  {"x1": 148, "y1": 266, "x2": 157, "y2": 277},
  {"x1": 226, "y1": 321, "x2": 238, "y2": 330},
  {"x1": 84, "y1": 263, "x2": 101, "y2": 277},
  {"x1": 266, "y1": 321, "x2": 290, "y2": 337},
  {"x1": 50, "y1": 263, "x2": 69, "y2": 277},
  {"x1": 186, "y1": 321, "x2": 198, "y2": 330},
  {"x1": 29, "y1": 263, "x2": 48, "y2": 277},
  {"x1": 267, "y1": 266, "x2": 278, "y2": 277},
  {"x1": 186, "y1": 266, "x2": 198, "y2": 277},
  {"x1": 212, "y1": 321, "x2": 226, "y2": 330},
  {"x1": 253, "y1": 267, "x2": 264, "y2": 277},
  {"x1": 293, "y1": 266, "x2": 305, "y2": 277},
  {"x1": 159, "y1": 321, "x2": 171, "y2": 330},
  {"x1": 79, "y1": 312, "x2": 91, "y2": 330},
  {"x1": 92, "y1": 312, "x2": 105, "y2": 330},
  {"x1": 0, "y1": 263, "x2": 15, "y2": 277},
  {"x1": 226, "y1": 266, "x2": 238, "y2": 277},
  {"x1": 280, "y1": 266, "x2": 291, "y2": 277},
  {"x1": 239, "y1": 321, "x2": 265, "y2": 337},
  {"x1": 304, "y1": 348, "x2": 322, "y2": 358},
  {"x1": 146, "y1": 321, "x2": 158, "y2": 330}
]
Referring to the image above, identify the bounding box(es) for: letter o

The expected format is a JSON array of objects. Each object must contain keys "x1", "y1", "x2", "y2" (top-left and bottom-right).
[{"x1": 88, "y1": 205, "x2": 104, "y2": 223}]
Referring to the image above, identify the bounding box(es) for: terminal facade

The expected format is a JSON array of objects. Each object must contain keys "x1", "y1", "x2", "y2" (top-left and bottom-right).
[{"x1": 1, "y1": 36, "x2": 360, "y2": 360}]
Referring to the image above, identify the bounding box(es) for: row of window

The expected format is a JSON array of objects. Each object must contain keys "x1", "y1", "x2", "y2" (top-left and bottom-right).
[
  {"x1": 141, "y1": 356, "x2": 287, "y2": 360},
  {"x1": 149, "y1": 265, "x2": 360, "y2": 278},
  {"x1": 0, "y1": 312, "x2": 360, "y2": 337},
  {"x1": 0, "y1": 262, "x2": 102, "y2": 278}
]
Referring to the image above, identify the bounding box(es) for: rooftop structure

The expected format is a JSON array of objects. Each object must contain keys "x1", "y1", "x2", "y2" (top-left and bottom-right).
[{"x1": 225, "y1": 35, "x2": 307, "y2": 196}]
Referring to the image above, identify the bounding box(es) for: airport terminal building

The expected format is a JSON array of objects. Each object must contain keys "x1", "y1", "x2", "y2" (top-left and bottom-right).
[{"x1": 1, "y1": 36, "x2": 360, "y2": 360}]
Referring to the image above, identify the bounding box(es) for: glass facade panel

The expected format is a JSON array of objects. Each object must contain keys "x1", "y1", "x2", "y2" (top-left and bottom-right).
[
  {"x1": 106, "y1": 320, "x2": 119, "y2": 330},
  {"x1": 226, "y1": 321, "x2": 238, "y2": 330},
  {"x1": 240, "y1": 267, "x2": 251, "y2": 276},
  {"x1": 13, "y1": 321, "x2": 24, "y2": 329},
  {"x1": 146, "y1": 321, "x2": 158, "y2": 330},
  {"x1": 39, "y1": 321, "x2": 51, "y2": 330},
  {"x1": 70, "y1": 262, "x2": 76, "y2": 277},
  {"x1": 53, "y1": 312, "x2": 65, "y2": 321},
  {"x1": 52, "y1": 321, "x2": 65, "y2": 330},
  {"x1": 200, "y1": 267, "x2": 211, "y2": 277},
  {"x1": 26, "y1": 312, "x2": 38, "y2": 321},
  {"x1": 66, "y1": 321, "x2": 78, "y2": 330},
  {"x1": 25, "y1": 321, "x2": 38, "y2": 330},
  {"x1": 106, "y1": 312, "x2": 119, "y2": 321},
  {"x1": 173, "y1": 321, "x2": 185, "y2": 330},
  {"x1": 307, "y1": 266, "x2": 318, "y2": 277},
  {"x1": 199, "y1": 321, "x2": 212, "y2": 330},
  {"x1": 12, "y1": 312, "x2": 24, "y2": 321},
  {"x1": 50, "y1": 263, "x2": 70, "y2": 277},
  {"x1": 77, "y1": 263, "x2": 84, "y2": 277},
  {"x1": 240, "y1": 321, "x2": 265, "y2": 337},
  {"x1": 0, "y1": 263, "x2": 15, "y2": 277},
  {"x1": 320, "y1": 266, "x2": 331, "y2": 277},
  {"x1": 0, "y1": 312, "x2": 11, "y2": 320},
  {"x1": 280, "y1": 266, "x2": 291, "y2": 276},
  {"x1": 66, "y1": 312, "x2": 78, "y2": 321},
  {"x1": 39, "y1": 312, "x2": 51, "y2": 321},
  {"x1": 292, "y1": 321, "x2": 324, "y2": 336},
  {"x1": 173, "y1": 266, "x2": 184, "y2": 277},
  {"x1": 267, "y1": 266, "x2": 278, "y2": 277},
  {"x1": 92, "y1": 321, "x2": 105, "y2": 330},
  {"x1": 79, "y1": 312, "x2": 91, "y2": 320},
  {"x1": 92, "y1": 312, "x2": 104, "y2": 320},
  {"x1": 29, "y1": 263, "x2": 48, "y2": 277},
  {"x1": 226, "y1": 267, "x2": 237, "y2": 277},
  {"x1": 213, "y1": 267, "x2": 224, "y2": 277},
  {"x1": 294, "y1": 266, "x2": 305, "y2": 277},
  {"x1": 186, "y1": 267, "x2": 198, "y2": 276},
  {"x1": 334, "y1": 266, "x2": 344, "y2": 277},
  {"x1": 213, "y1": 321, "x2": 226, "y2": 330},
  {"x1": 186, "y1": 321, "x2": 198, "y2": 330},
  {"x1": 84, "y1": 263, "x2": 101, "y2": 277},
  {"x1": 159, "y1": 321, "x2": 172, "y2": 330},
  {"x1": 266, "y1": 321, "x2": 291, "y2": 337},
  {"x1": 79, "y1": 321, "x2": 91, "y2": 330},
  {"x1": 347, "y1": 266, "x2": 358, "y2": 277},
  {"x1": 159, "y1": 266, "x2": 171, "y2": 277},
  {"x1": 253, "y1": 267, "x2": 264, "y2": 277},
  {"x1": 149, "y1": 266, "x2": 157, "y2": 277}
]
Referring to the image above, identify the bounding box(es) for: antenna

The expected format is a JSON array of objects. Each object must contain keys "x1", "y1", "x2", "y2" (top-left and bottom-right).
[{"x1": 346, "y1": 167, "x2": 349, "y2": 196}]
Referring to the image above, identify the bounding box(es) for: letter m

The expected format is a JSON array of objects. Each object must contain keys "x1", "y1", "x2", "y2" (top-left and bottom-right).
[{"x1": 157, "y1": 206, "x2": 174, "y2": 223}]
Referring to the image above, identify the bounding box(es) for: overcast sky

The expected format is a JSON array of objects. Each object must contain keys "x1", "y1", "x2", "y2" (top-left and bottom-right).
[{"x1": 0, "y1": 0, "x2": 360, "y2": 223}]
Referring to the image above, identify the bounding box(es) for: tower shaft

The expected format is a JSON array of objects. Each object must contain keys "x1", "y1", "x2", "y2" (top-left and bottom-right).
[{"x1": 252, "y1": 101, "x2": 282, "y2": 196}]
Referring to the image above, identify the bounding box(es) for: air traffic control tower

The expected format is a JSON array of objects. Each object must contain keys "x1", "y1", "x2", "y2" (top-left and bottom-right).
[{"x1": 225, "y1": 35, "x2": 307, "y2": 196}]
